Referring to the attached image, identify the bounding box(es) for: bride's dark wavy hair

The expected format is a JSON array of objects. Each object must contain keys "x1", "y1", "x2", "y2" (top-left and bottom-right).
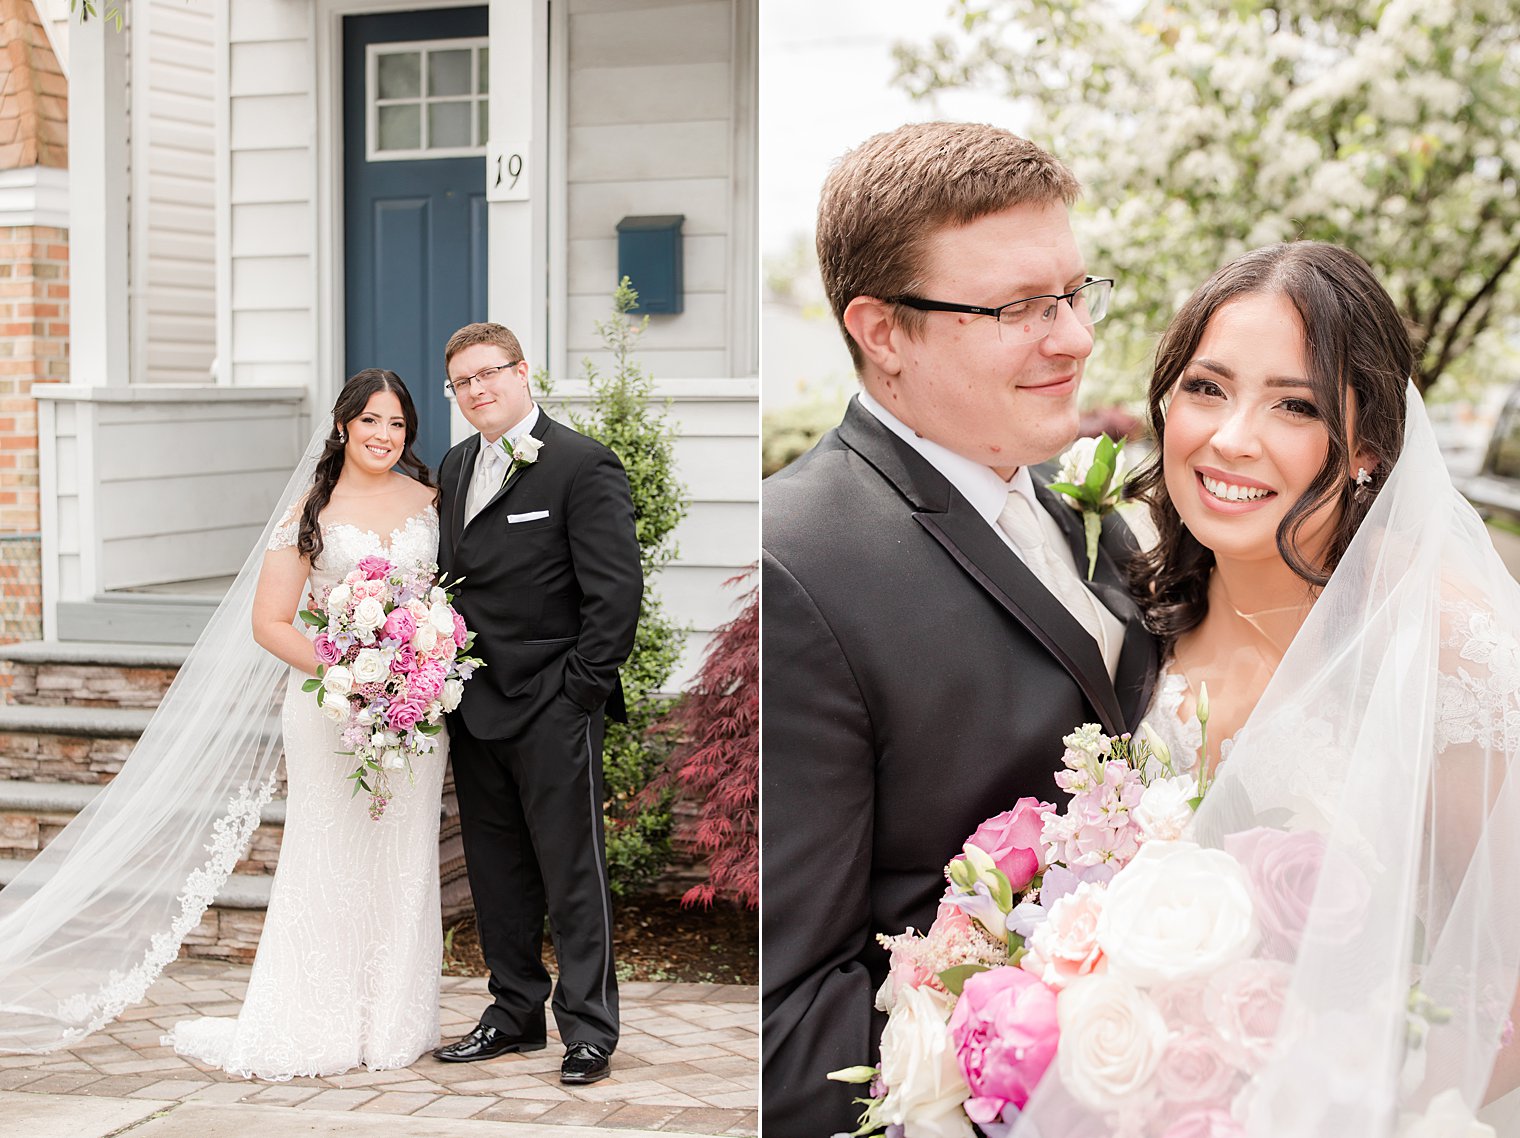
[
  {"x1": 298, "y1": 369, "x2": 434, "y2": 563},
  {"x1": 1127, "y1": 242, "x2": 1413, "y2": 646}
]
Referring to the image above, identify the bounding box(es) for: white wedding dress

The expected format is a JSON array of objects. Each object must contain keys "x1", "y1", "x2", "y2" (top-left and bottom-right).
[{"x1": 168, "y1": 506, "x2": 446, "y2": 1080}]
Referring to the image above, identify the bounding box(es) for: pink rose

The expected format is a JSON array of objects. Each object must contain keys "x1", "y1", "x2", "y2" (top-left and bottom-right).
[
  {"x1": 1224, "y1": 828, "x2": 1370, "y2": 956},
  {"x1": 957, "y1": 798, "x2": 1052, "y2": 894},
  {"x1": 1202, "y1": 958, "x2": 1292, "y2": 1068},
  {"x1": 312, "y1": 633, "x2": 341, "y2": 666},
  {"x1": 947, "y1": 965, "x2": 1059, "y2": 1117},
  {"x1": 1161, "y1": 1109, "x2": 1245, "y2": 1138},
  {"x1": 1156, "y1": 1029, "x2": 1238, "y2": 1106},
  {"x1": 1021, "y1": 881, "x2": 1106, "y2": 990},
  {"x1": 390, "y1": 642, "x2": 416, "y2": 673},
  {"x1": 383, "y1": 607, "x2": 417, "y2": 644},
  {"x1": 452, "y1": 610, "x2": 468, "y2": 645},
  {"x1": 356, "y1": 555, "x2": 392, "y2": 580},
  {"x1": 387, "y1": 698, "x2": 426, "y2": 732},
  {"x1": 356, "y1": 579, "x2": 387, "y2": 600}
]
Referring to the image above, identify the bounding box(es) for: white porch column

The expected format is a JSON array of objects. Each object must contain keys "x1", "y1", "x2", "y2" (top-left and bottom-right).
[
  {"x1": 486, "y1": 0, "x2": 547, "y2": 364},
  {"x1": 67, "y1": 15, "x2": 129, "y2": 388}
]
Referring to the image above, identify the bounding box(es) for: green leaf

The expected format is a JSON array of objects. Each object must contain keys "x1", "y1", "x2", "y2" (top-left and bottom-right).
[
  {"x1": 300, "y1": 678, "x2": 321, "y2": 692},
  {"x1": 1047, "y1": 480, "x2": 1086, "y2": 500},
  {"x1": 415, "y1": 722, "x2": 442, "y2": 735},
  {"x1": 937, "y1": 964, "x2": 989, "y2": 995},
  {"x1": 298, "y1": 610, "x2": 325, "y2": 627},
  {"x1": 1083, "y1": 456, "x2": 1113, "y2": 496}
]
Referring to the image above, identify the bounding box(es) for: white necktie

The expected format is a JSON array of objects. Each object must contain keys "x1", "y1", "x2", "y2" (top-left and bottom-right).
[
  {"x1": 465, "y1": 440, "x2": 507, "y2": 526},
  {"x1": 997, "y1": 490, "x2": 1122, "y2": 677}
]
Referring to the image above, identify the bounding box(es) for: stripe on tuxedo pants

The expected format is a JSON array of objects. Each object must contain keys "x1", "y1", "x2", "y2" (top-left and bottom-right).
[{"x1": 584, "y1": 717, "x2": 614, "y2": 1022}]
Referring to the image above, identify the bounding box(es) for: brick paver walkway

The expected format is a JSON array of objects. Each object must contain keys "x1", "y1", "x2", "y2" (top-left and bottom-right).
[{"x1": 0, "y1": 961, "x2": 757, "y2": 1135}]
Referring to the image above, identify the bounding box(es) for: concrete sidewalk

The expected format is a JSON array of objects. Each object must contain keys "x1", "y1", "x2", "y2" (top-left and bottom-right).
[{"x1": 0, "y1": 960, "x2": 757, "y2": 1137}]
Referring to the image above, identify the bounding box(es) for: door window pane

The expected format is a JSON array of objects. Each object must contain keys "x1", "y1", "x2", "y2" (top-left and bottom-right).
[
  {"x1": 477, "y1": 47, "x2": 489, "y2": 93},
  {"x1": 477, "y1": 100, "x2": 489, "y2": 147},
  {"x1": 377, "y1": 104, "x2": 421, "y2": 152},
  {"x1": 429, "y1": 102, "x2": 472, "y2": 149},
  {"x1": 428, "y1": 49, "x2": 473, "y2": 97},
  {"x1": 377, "y1": 51, "x2": 421, "y2": 99}
]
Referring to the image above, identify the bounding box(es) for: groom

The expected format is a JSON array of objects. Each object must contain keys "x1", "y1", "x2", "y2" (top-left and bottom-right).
[
  {"x1": 761, "y1": 123, "x2": 1159, "y2": 1134},
  {"x1": 432, "y1": 322, "x2": 641, "y2": 1085}
]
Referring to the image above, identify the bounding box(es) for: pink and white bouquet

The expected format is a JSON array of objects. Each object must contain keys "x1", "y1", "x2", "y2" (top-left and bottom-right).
[
  {"x1": 830, "y1": 705, "x2": 1377, "y2": 1138},
  {"x1": 298, "y1": 555, "x2": 483, "y2": 819}
]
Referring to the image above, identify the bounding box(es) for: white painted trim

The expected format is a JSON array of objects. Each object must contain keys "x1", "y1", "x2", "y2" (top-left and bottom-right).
[
  {"x1": 546, "y1": 0, "x2": 568, "y2": 383},
  {"x1": 364, "y1": 37, "x2": 489, "y2": 161},
  {"x1": 543, "y1": 376, "x2": 757, "y2": 401},
  {"x1": 0, "y1": 167, "x2": 70, "y2": 229},
  {"x1": 67, "y1": 14, "x2": 130, "y2": 387},
  {"x1": 128, "y1": 0, "x2": 151, "y2": 387},
  {"x1": 34, "y1": 384, "x2": 308, "y2": 404},
  {"x1": 213, "y1": 0, "x2": 232, "y2": 385},
  {"x1": 37, "y1": 397, "x2": 59, "y2": 640},
  {"x1": 37, "y1": 0, "x2": 70, "y2": 78},
  {"x1": 727, "y1": 0, "x2": 758, "y2": 379}
]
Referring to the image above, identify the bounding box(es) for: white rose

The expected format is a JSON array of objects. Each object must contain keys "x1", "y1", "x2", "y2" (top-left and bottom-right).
[
  {"x1": 413, "y1": 623, "x2": 438, "y2": 653},
  {"x1": 327, "y1": 582, "x2": 352, "y2": 611},
  {"x1": 1058, "y1": 434, "x2": 1101, "y2": 488},
  {"x1": 441, "y1": 678, "x2": 464, "y2": 712},
  {"x1": 428, "y1": 603, "x2": 455, "y2": 635},
  {"x1": 351, "y1": 647, "x2": 387, "y2": 685},
  {"x1": 429, "y1": 586, "x2": 447, "y2": 606},
  {"x1": 1056, "y1": 973, "x2": 1168, "y2": 1112},
  {"x1": 322, "y1": 665, "x2": 354, "y2": 698},
  {"x1": 320, "y1": 696, "x2": 348, "y2": 723},
  {"x1": 512, "y1": 435, "x2": 543, "y2": 463},
  {"x1": 877, "y1": 984, "x2": 974, "y2": 1138},
  {"x1": 352, "y1": 595, "x2": 386, "y2": 632},
  {"x1": 1134, "y1": 775, "x2": 1197, "y2": 843},
  {"x1": 1097, "y1": 841, "x2": 1257, "y2": 985},
  {"x1": 1397, "y1": 1089, "x2": 1495, "y2": 1138}
]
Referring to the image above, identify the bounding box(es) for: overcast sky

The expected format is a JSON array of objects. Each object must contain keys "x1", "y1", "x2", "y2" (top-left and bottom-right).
[{"x1": 759, "y1": 0, "x2": 1023, "y2": 260}]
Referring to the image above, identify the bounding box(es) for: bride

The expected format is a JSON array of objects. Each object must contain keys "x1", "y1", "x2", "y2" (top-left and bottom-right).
[
  {"x1": 0, "y1": 369, "x2": 447, "y2": 1079},
  {"x1": 1011, "y1": 241, "x2": 1520, "y2": 1135}
]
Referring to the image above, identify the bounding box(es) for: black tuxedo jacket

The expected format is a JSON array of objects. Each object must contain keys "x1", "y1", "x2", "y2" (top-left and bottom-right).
[
  {"x1": 760, "y1": 398, "x2": 1158, "y2": 1136},
  {"x1": 437, "y1": 410, "x2": 642, "y2": 740}
]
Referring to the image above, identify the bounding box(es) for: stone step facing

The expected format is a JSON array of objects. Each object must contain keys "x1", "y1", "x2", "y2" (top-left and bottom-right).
[
  {"x1": 0, "y1": 779, "x2": 286, "y2": 876},
  {"x1": 0, "y1": 704, "x2": 156, "y2": 784},
  {"x1": 0, "y1": 640, "x2": 189, "y2": 709}
]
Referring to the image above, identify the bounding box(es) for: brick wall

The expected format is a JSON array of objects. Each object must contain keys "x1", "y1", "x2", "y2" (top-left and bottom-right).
[{"x1": 0, "y1": 225, "x2": 67, "y2": 644}]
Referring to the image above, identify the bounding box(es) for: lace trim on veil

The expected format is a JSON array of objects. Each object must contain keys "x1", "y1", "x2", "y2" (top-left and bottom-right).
[{"x1": 50, "y1": 774, "x2": 278, "y2": 1046}]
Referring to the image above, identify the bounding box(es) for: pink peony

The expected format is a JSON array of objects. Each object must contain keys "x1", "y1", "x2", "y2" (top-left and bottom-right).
[
  {"x1": 452, "y1": 609, "x2": 468, "y2": 645},
  {"x1": 313, "y1": 633, "x2": 341, "y2": 666},
  {"x1": 1224, "y1": 828, "x2": 1370, "y2": 956},
  {"x1": 947, "y1": 965, "x2": 1059, "y2": 1118},
  {"x1": 387, "y1": 698, "x2": 426, "y2": 732},
  {"x1": 957, "y1": 798, "x2": 1052, "y2": 893},
  {"x1": 356, "y1": 555, "x2": 392, "y2": 580},
  {"x1": 383, "y1": 607, "x2": 417, "y2": 644}
]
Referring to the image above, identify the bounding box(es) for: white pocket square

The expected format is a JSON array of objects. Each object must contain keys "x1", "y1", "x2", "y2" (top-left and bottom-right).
[{"x1": 507, "y1": 510, "x2": 550, "y2": 523}]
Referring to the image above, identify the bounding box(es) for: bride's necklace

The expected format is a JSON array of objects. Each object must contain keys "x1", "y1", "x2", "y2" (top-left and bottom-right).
[{"x1": 1214, "y1": 575, "x2": 1316, "y2": 661}]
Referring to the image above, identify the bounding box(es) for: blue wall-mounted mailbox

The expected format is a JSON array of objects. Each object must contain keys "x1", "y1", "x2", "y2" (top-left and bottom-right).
[{"x1": 616, "y1": 214, "x2": 685, "y2": 314}]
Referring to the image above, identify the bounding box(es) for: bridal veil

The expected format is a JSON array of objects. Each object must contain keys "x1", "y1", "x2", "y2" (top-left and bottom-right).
[
  {"x1": 1012, "y1": 385, "x2": 1520, "y2": 1136},
  {"x1": 0, "y1": 425, "x2": 327, "y2": 1052}
]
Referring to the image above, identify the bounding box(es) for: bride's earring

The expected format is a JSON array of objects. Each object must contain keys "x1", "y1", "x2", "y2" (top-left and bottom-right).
[
  {"x1": 337, "y1": 427, "x2": 346, "y2": 444},
  {"x1": 1353, "y1": 466, "x2": 1374, "y2": 503}
]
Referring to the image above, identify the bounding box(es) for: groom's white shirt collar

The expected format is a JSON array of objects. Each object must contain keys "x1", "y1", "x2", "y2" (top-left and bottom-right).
[{"x1": 856, "y1": 389, "x2": 1038, "y2": 539}]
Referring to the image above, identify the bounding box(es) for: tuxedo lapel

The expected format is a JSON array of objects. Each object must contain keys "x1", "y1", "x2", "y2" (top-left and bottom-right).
[
  {"x1": 449, "y1": 435, "x2": 478, "y2": 553},
  {"x1": 838, "y1": 400, "x2": 1127, "y2": 735},
  {"x1": 463, "y1": 410, "x2": 553, "y2": 534}
]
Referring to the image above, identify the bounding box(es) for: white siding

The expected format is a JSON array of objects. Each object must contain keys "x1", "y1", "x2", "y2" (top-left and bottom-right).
[
  {"x1": 226, "y1": 3, "x2": 316, "y2": 391},
  {"x1": 134, "y1": 0, "x2": 219, "y2": 384},
  {"x1": 564, "y1": 0, "x2": 741, "y2": 379}
]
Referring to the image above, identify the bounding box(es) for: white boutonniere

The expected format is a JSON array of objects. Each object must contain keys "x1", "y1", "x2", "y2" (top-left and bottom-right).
[
  {"x1": 498, "y1": 434, "x2": 543, "y2": 488},
  {"x1": 1047, "y1": 433, "x2": 1128, "y2": 579}
]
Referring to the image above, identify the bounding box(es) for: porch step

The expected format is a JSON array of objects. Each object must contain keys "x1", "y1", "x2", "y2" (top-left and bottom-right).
[
  {"x1": 56, "y1": 596, "x2": 216, "y2": 647},
  {"x1": 0, "y1": 704, "x2": 155, "y2": 784},
  {"x1": 0, "y1": 779, "x2": 286, "y2": 876},
  {"x1": 0, "y1": 854, "x2": 274, "y2": 965},
  {"x1": 0, "y1": 641, "x2": 187, "y2": 709}
]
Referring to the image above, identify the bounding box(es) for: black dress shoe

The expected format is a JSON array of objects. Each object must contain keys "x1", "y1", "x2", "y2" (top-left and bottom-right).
[
  {"x1": 432, "y1": 1023, "x2": 546, "y2": 1063},
  {"x1": 560, "y1": 1040, "x2": 612, "y2": 1084}
]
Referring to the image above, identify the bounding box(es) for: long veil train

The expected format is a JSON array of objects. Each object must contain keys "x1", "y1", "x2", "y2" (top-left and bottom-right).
[{"x1": 0, "y1": 424, "x2": 328, "y2": 1053}]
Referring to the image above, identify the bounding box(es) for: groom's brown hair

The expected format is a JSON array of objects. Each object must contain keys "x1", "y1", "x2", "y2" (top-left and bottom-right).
[
  {"x1": 444, "y1": 322, "x2": 525, "y2": 370},
  {"x1": 816, "y1": 121, "x2": 1081, "y2": 372}
]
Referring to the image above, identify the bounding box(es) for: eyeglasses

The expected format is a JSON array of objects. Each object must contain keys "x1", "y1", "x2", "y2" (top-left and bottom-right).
[
  {"x1": 443, "y1": 360, "x2": 522, "y2": 400},
  {"x1": 888, "y1": 277, "x2": 1114, "y2": 344}
]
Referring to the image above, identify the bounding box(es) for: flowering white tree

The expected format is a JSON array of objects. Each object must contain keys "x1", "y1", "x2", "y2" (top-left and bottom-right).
[{"x1": 896, "y1": 0, "x2": 1520, "y2": 395}]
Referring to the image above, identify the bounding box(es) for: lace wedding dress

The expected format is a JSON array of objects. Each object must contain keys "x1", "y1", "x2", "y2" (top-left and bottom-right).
[{"x1": 167, "y1": 507, "x2": 446, "y2": 1080}]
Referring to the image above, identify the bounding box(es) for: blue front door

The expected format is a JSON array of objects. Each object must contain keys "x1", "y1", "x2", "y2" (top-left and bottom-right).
[{"x1": 343, "y1": 7, "x2": 489, "y2": 473}]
